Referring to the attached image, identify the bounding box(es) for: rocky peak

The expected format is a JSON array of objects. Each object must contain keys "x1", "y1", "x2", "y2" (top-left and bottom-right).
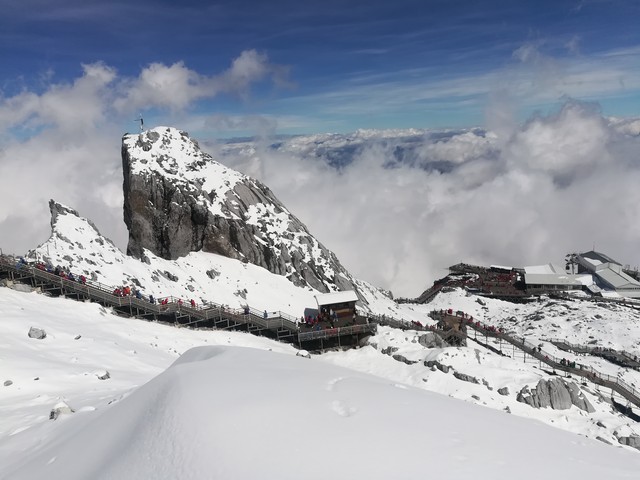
[
  {"x1": 121, "y1": 126, "x2": 355, "y2": 293},
  {"x1": 47, "y1": 199, "x2": 109, "y2": 246},
  {"x1": 27, "y1": 200, "x2": 122, "y2": 278},
  {"x1": 49, "y1": 200, "x2": 79, "y2": 229}
]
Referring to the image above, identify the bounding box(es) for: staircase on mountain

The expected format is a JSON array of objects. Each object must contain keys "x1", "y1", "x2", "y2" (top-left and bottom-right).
[{"x1": 0, "y1": 256, "x2": 376, "y2": 350}]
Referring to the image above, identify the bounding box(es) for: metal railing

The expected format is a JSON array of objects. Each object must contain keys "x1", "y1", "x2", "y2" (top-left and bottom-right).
[
  {"x1": 297, "y1": 323, "x2": 376, "y2": 342},
  {"x1": 549, "y1": 338, "x2": 640, "y2": 370},
  {"x1": 430, "y1": 310, "x2": 640, "y2": 408},
  {"x1": 0, "y1": 255, "x2": 376, "y2": 346}
]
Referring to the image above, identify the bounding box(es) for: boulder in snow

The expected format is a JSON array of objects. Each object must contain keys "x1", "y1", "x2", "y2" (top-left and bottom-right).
[
  {"x1": 28, "y1": 327, "x2": 47, "y2": 339},
  {"x1": 4, "y1": 380, "x2": 13, "y2": 387},
  {"x1": 516, "y1": 378, "x2": 594, "y2": 412},
  {"x1": 296, "y1": 350, "x2": 311, "y2": 359},
  {"x1": 418, "y1": 332, "x2": 447, "y2": 348},
  {"x1": 95, "y1": 370, "x2": 111, "y2": 380},
  {"x1": 50, "y1": 401, "x2": 75, "y2": 420},
  {"x1": 424, "y1": 360, "x2": 451, "y2": 374}
]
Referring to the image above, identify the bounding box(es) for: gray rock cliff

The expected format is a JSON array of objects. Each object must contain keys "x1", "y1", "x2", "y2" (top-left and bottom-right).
[{"x1": 121, "y1": 127, "x2": 355, "y2": 293}]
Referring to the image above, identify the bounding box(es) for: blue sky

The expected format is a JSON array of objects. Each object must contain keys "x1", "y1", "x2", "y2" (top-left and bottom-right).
[{"x1": 1, "y1": 0, "x2": 639, "y2": 136}]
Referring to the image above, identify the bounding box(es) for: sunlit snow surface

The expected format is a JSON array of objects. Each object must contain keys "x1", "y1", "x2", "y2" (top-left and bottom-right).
[{"x1": 3, "y1": 287, "x2": 640, "y2": 479}]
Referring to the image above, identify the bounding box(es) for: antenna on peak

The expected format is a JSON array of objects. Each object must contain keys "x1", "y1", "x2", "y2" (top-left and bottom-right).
[{"x1": 135, "y1": 114, "x2": 144, "y2": 132}]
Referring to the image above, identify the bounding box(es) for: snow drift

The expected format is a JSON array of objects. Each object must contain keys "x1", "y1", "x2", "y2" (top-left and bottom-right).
[{"x1": 6, "y1": 345, "x2": 640, "y2": 480}]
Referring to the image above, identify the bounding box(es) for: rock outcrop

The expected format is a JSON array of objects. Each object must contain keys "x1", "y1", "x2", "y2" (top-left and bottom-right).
[
  {"x1": 618, "y1": 435, "x2": 640, "y2": 451},
  {"x1": 28, "y1": 327, "x2": 47, "y2": 340},
  {"x1": 122, "y1": 127, "x2": 355, "y2": 293},
  {"x1": 49, "y1": 401, "x2": 74, "y2": 420},
  {"x1": 418, "y1": 332, "x2": 447, "y2": 348},
  {"x1": 516, "y1": 378, "x2": 595, "y2": 413}
]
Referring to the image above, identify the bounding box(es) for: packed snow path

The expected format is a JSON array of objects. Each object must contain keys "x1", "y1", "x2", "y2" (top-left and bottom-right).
[{"x1": 0, "y1": 256, "x2": 376, "y2": 349}]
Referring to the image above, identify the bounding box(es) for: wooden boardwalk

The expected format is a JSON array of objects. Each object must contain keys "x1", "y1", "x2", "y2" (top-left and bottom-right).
[
  {"x1": 0, "y1": 255, "x2": 375, "y2": 350},
  {"x1": 551, "y1": 339, "x2": 640, "y2": 370},
  {"x1": 429, "y1": 310, "x2": 640, "y2": 409}
]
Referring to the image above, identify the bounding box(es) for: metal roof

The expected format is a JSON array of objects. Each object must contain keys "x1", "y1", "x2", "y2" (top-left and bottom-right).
[
  {"x1": 524, "y1": 263, "x2": 564, "y2": 274},
  {"x1": 594, "y1": 265, "x2": 640, "y2": 290},
  {"x1": 524, "y1": 273, "x2": 588, "y2": 286},
  {"x1": 579, "y1": 251, "x2": 620, "y2": 266},
  {"x1": 314, "y1": 290, "x2": 359, "y2": 306}
]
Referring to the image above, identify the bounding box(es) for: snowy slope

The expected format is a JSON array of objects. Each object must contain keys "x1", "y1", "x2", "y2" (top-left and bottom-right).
[
  {"x1": 20, "y1": 201, "x2": 640, "y2": 433},
  {"x1": 2, "y1": 287, "x2": 640, "y2": 479},
  {"x1": 18, "y1": 203, "x2": 640, "y2": 440},
  {"x1": 26, "y1": 202, "x2": 401, "y2": 318}
]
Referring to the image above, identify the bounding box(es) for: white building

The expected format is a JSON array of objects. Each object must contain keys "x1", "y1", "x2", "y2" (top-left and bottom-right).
[{"x1": 575, "y1": 251, "x2": 640, "y2": 299}]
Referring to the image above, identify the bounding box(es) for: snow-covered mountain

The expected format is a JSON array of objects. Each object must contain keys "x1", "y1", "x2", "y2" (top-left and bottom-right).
[
  {"x1": 122, "y1": 126, "x2": 359, "y2": 294},
  {"x1": 26, "y1": 199, "x2": 401, "y2": 319}
]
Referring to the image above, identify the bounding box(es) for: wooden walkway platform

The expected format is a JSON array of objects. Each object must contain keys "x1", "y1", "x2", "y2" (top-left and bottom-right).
[
  {"x1": 551, "y1": 339, "x2": 640, "y2": 370},
  {"x1": 0, "y1": 255, "x2": 375, "y2": 350}
]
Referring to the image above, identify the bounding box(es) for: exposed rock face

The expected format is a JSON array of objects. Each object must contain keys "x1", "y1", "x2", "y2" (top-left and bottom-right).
[
  {"x1": 453, "y1": 371, "x2": 480, "y2": 384},
  {"x1": 516, "y1": 378, "x2": 595, "y2": 413},
  {"x1": 122, "y1": 127, "x2": 355, "y2": 293},
  {"x1": 424, "y1": 360, "x2": 451, "y2": 374},
  {"x1": 618, "y1": 435, "x2": 640, "y2": 450}
]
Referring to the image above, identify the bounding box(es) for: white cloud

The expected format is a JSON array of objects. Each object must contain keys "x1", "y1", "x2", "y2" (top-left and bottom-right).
[
  {"x1": 0, "y1": 52, "x2": 287, "y2": 256},
  {"x1": 0, "y1": 62, "x2": 116, "y2": 133},
  {"x1": 113, "y1": 50, "x2": 286, "y2": 113},
  {"x1": 216, "y1": 102, "x2": 640, "y2": 297}
]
